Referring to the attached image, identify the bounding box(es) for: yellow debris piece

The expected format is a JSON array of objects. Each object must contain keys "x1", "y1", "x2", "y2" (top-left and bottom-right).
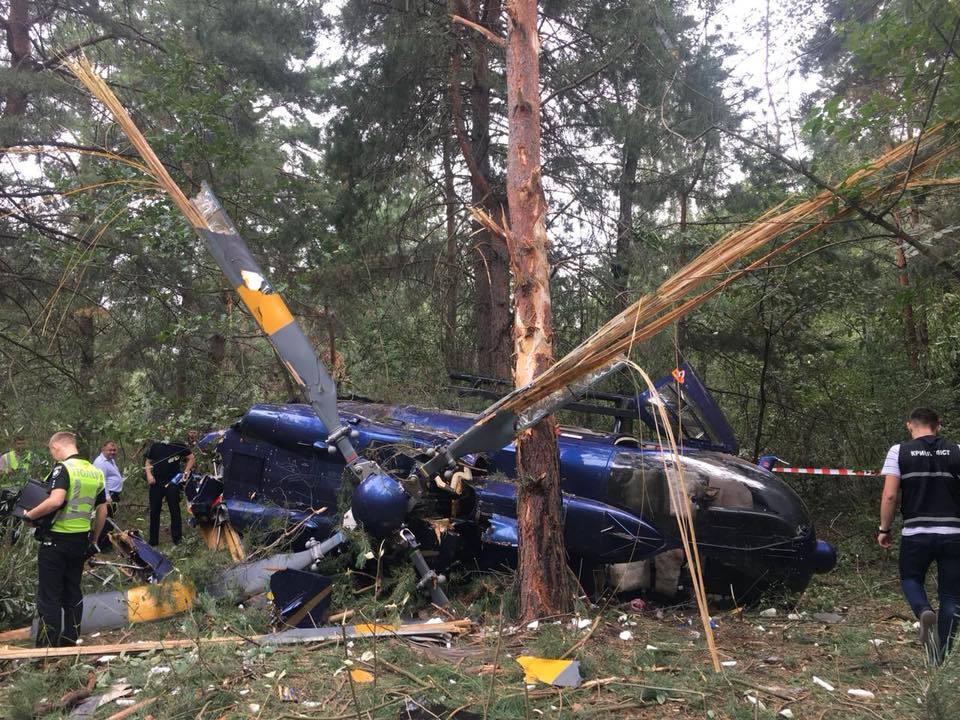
[
  {"x1": 349, "y1": 669, "x2": 375, "y2": 684},
  {"x1": 515, "y1": 656, "x2": 582, "y2": 687}
]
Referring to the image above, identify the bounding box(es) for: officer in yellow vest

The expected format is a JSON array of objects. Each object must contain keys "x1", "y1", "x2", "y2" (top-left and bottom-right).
[
  {"x1": 23, "y1": 431, "x2": 107, "y2": 647},
  {"x1": 0, "y1": 435, "x2": 35, "y2": 487}
]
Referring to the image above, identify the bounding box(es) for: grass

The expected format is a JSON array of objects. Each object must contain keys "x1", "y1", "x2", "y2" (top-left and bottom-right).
[{"x1": 0, "y1": 499, "x2": 955, "y2": 719}]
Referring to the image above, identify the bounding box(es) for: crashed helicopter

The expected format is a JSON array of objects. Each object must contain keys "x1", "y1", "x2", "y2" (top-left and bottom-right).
[
  {"x1": 191, "y1": 358, "x2": 837, "y2": 607},
  {"x1": 181, "y1": 181, "x2": 837, "y2": 612}
]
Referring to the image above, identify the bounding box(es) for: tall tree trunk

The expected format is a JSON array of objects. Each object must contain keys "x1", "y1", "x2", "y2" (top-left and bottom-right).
[
  {"x1": 442, "y1": 132, "x2": 460, "y2": 370},
  {"x1": 893, "y1": 238, "x2": 920, "y2": 369},
  {"x1": 611, "y1": 141, "x2": 638, "y2": 313},
  {"x1": 2, "y1": 0, "x2": 32, "y2": 130},
  {"x1": 450, "y1": 0, "x2": 511, "y2": 380},
  {"x1": 505, "y1": 0, "x2": 570, "y2": 621},
  {"x1": 752, "y1": 325, "x2": 773, "y2": 462}
]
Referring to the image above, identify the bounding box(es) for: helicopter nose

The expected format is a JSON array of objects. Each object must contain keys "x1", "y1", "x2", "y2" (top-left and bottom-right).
[{"x1": 811, "y1": 539, "x2": 837, "y2": 573}]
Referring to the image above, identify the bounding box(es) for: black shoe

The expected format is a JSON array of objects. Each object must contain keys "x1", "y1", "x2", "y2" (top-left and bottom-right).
[{"x1": 919, "y1": 609, "x2": 940, "y2": 664}]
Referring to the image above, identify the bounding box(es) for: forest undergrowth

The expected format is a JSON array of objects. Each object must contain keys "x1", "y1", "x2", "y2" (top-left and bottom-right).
[{"x1": 1, "y1": 480, "x2": 957, "y2": 719}]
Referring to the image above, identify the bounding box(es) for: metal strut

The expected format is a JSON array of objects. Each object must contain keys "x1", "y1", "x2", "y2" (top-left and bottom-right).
[{"x1": 398, "y1": 527, "x2": 448, "y2": 606}]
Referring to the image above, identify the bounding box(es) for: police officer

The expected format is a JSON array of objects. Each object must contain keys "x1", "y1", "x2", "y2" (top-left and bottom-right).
[
  {"x1": 23, "y1": 431, "x2": 107, "y2": 647},
  {"x1": 879, "y1": 407, "x2": 960, "y2": 663},
  {"x1": 0, "y1": 435, "x2": 35, "y2": 480},
  {"x1": 144, "y1": 430, "x2": 195, "y2": 546}
]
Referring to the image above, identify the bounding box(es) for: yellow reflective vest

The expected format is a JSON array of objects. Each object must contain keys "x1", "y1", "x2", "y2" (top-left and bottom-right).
[{"x1": 50, "y1": 458, "x2": 104, "y2": 534}]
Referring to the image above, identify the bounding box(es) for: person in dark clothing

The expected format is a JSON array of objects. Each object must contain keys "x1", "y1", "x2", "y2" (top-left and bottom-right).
[
  {"x1": 879, "y1": 407, "x2": 960, "y2": 664},
  {"x1": 144, "y1": 431, "x2": 196, "y2": 546},
  {"x1": 24, "y1": 431, "x2": 107, "y2": 647}
]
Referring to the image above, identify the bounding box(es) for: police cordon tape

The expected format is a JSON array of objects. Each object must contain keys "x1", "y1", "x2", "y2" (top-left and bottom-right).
[{"x1": 772, "y1": 466, "x2": 880, "y2": 477}]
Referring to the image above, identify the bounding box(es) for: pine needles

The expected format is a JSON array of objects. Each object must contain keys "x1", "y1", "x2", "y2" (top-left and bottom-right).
[{"x1": 63, "y1": 55, "x2": 208, "y2": 230}]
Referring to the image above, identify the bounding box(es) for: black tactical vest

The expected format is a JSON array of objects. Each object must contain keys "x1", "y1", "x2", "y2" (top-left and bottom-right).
[{"x1": 897, "y1": 435, "x2": 960, "y2": 535}]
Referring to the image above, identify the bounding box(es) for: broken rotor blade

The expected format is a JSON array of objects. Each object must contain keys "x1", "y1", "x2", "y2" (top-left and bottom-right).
[{"x1": 191, "y1": 184, "x2": 364, "y2": 468}]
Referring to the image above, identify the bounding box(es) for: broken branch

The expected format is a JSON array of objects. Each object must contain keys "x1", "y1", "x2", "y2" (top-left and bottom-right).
[{"x1": 450, "y1": 14, "x2": 506, "y2": 48}]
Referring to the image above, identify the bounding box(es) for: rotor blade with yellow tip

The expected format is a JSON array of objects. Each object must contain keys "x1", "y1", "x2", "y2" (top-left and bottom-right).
[{"x1": 190, "y1": 183, "x2": 363, "y2": 467}]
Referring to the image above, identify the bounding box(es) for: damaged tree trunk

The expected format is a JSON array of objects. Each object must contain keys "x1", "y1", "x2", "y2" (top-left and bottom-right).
[{"x1": 505, "y1": 0, "x2": 570, "y2": 621}]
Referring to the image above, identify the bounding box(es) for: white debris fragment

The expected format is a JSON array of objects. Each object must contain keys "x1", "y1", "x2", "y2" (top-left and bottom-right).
[
  {"x1": 264, "y1": 671, "x2": 276, "y2": 679},
  {"x1": 744, "y1": 695, "x2": 766, "y2": 710},
  {"x1": 721, "y1": 660, "x2": 737, "y2": 667},
  {"x1": 812, "y1": 676, "x2": 835, "y2": 692},
  {"x1": 787, "y1": 613, "x2": 802, "y2": 621},
  {"x1": 869, "y1": 639, "x2": 885, "y2": 648},
  {"x1": 302, "y1": 701, "x2": 321, "y2": 708},
  {"x1": 576, "y1": 618, "x2": 592, "y2": 630},
  {"x1": 115, "y1": 699, "x2": 136, "y2": 707},
  {"x1": 248, "y1": 703, "x2": 261, "y2": 713},
  {"x1": 526, "y1": 620, "x2": 540, "y2": 630},
  {"x1": 239, "y1": 689, "x2": 250, "y2": 696},
  {"x1": 646, "y1": 644, "x2": 659, "y2": 651},
  {"x1": 756, "y1": 625, "x2": 766, "y2": 632},
  {"x1": 848, "y1": 688, "x2": 876, "y2": 700},
  {"x1": 778, "y1": 709, "x2": 794, "y2": 718},
  {"x1": 760, "y1": 608, "x2": 777, "y2": 618},
  {"x1": 360, "y1": 651, "x2": 375, "y2": 662},
  {"x1": 96, "y1": 655, "x2": 118, "y2": 663},
  {"x1": 618, "y1": 614, "x2": 628, "y2": 623},
  {"x1": 425, "y1": 617, "x2": 443, "y2": 624},
  {"x1": 147, "y1": 666, "x2": 171, "y2": 676},
  {"x1": 618, "y1": 630, "x2": 633, "y2": 641}
]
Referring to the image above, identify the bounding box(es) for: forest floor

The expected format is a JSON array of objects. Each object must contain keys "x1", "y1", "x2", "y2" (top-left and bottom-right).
[{"x1": 1, "y1": 496, "x2": 958, "y2": 719}]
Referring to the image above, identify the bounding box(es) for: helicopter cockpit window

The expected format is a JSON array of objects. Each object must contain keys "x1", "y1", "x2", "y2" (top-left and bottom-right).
[
  {"x1": 608, "y1": 450, "x2": 755, "y2": 525},
  {"x1": 645, "y1": 385, "x2": 710, "y2": 444}
]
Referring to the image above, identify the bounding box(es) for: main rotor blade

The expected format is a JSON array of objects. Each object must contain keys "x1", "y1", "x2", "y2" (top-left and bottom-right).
[{"x1": 191, "y1": 184, "x2": 362, "y2": 466}]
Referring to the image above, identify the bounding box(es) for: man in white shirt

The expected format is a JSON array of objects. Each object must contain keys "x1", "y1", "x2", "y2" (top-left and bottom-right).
[
  {"x1": 878, "y1": 407, "x2": 960, "y2": 664},
  {"x1": 93, "y1": 441, "x2": 123, "y2": 546}
]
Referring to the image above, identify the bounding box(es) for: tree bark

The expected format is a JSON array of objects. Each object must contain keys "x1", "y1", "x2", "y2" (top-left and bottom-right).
[
  {"x1": 893, "y1": 237, "x2": 920, "y2": 369},
  {"x1": 2, "y1": 0, "x2": 33, "y2": 134},
  {"x1": 611, "y1": 141, "x2": 638, "y2": 313},
  {"x1": 505, "y1": 0, "x2": 570, "y2": 621},
  {"x1": 442, "y1": 131, "x2": 460, "y2": 370},
  {"x1": 450, "y1": 0, "x2": 511, "y2": 380}
]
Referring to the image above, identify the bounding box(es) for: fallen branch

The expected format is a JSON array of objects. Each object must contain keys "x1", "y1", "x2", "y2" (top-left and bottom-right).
[
  {"x1": 0, "y1": 620, "x2": 473, "y2": 662},
  {"x1": 103, "y1": 696, "x2": 158, "y2": 720},
  {"x1": 34, "y1": 670, "x2": 97, "y2": 715}
]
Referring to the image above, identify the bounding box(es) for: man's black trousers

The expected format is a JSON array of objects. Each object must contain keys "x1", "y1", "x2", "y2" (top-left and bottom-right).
[
  {"x1": 148, "y1": 481, "x2": 182, "y2": 546},
  {"x1": 36, "y1": 534, "x2": 87, "y2": 647},
  {"x1": 98, "y1": 491, "x2": 121, "y2": 547}
]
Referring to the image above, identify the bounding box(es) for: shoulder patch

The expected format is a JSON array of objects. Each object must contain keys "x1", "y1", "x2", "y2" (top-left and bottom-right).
[{"x1": 50, "y1": 465, "x2": 63, "y2": 479}]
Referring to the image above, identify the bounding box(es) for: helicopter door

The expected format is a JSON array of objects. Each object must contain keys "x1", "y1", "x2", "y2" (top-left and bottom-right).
[{"x1": 634, "y1": 363, "x2": 738, "y2": 454}]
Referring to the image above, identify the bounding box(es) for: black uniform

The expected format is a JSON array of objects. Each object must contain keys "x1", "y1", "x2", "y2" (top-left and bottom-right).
[
  {"x1": 35, "y1": 456, "x2": 107, "y2": 647},
  {"x1": 896, "y1": 434, "x2": 960, "y2": 655},
  {"x1": 146, "y1": 441, "x2": 192, "y2": 546}
]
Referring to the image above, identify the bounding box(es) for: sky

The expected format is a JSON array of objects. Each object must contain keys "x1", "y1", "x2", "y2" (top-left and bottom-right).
[{"x1": 716, "y1": 0, "x2": 825, "y2": 159}]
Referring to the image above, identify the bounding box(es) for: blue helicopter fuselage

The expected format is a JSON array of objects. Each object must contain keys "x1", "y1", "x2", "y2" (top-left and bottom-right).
[{"x1": 201, "y1": 396, "x2": 836, "y2": 600}]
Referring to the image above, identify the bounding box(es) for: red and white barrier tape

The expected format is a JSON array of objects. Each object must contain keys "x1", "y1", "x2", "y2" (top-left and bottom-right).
[{"x1": 772, "y1": 466, "x2": 880, "y2": 477}]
